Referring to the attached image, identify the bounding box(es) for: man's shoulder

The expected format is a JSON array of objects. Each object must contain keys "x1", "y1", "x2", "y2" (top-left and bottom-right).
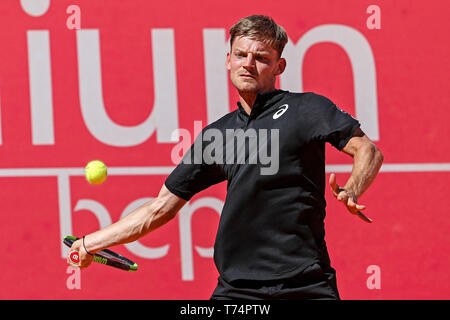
[
  {"x1": 283, "y1": 91, "x2": 337, "y2": 117},
  {"x1": 285, "y1": 91, "x2": 334, "y2": 106}
]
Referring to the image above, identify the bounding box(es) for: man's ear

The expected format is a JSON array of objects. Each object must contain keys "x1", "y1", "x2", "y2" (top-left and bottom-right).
[
  {"x1": 226, "y1": 52, "x2": 231, "y2": 71},
  {"x1": 275, "y1": 57, "x2": 286, "y2": 76}
]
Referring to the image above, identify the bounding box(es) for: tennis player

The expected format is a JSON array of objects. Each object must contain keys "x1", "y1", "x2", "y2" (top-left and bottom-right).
[{"x1": 67, "y1": 15, "x2": 383, "y2": 300}]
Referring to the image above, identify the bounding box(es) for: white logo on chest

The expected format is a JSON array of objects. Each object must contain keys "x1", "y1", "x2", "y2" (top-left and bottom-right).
[{"x1": 273, "y1": 104, "x2": 289, "y2": 119}]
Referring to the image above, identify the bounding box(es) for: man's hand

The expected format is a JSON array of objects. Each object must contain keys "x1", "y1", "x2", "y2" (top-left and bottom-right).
[
  {"x1": 66, "y1": 238, "x2": 94, "y2": 269},
  {"x1": 329, "y1": 173, "x2": 373, "y2": 223}
]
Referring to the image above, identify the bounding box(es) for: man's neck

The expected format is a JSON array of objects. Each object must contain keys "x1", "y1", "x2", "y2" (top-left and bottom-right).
[
  {"x1": 238, "y1": 92, "x2": 257, "y2": 115},
  {"x1": 238, "y1": 87, "x2": 276, "y2": 115}
]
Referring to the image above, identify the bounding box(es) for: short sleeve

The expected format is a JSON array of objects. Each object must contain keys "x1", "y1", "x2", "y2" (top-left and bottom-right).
[
  {"x1": 305, "y1": 93, "x2": 360, "y2": 150},
  {"x1": 164, "y1": 129, "x2": 226, "y2": 201}
]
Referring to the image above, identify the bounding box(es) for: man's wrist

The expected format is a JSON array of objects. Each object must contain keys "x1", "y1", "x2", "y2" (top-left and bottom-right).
[{"x1": 83, "y1": 235, "x2": 94, "y2": 256}]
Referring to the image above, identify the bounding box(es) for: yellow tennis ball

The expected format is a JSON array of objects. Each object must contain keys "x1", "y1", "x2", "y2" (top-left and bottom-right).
[{"x1": 85, "y1": 160, "x2": 107, "y2": 185}]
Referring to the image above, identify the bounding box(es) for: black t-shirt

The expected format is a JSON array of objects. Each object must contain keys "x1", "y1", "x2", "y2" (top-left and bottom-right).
[{"x1": 165, "y1": 90, "x2": 360, "y2": 282}]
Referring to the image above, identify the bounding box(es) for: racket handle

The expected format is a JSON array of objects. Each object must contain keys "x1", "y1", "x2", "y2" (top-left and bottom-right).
[{"x1": 68, "y1": 250, "x2": 80, "y2": 264}]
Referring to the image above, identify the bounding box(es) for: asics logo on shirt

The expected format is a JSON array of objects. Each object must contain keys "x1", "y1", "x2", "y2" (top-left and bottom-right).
[{"x1": 273, "y1": 104, "x2": 289, "y2": 119}]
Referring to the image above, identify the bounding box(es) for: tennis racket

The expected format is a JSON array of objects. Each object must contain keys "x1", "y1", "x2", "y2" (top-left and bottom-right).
[
  {"x1": 356, "y1": 210, "x2": 373, "y2": 223},
  {"x1": 63, "y1": 235, "x2": 138, "y2": 272}
]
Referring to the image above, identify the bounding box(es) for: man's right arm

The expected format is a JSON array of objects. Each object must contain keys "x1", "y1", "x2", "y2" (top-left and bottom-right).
[{"x1": 68, "y1": 184, "x2": 187, "y2": 268}]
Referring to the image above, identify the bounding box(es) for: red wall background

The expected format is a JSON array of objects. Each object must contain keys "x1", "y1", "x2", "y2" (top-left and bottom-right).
[{"x1": 0, "y1": 0, "x2": 449, "y2": 299}]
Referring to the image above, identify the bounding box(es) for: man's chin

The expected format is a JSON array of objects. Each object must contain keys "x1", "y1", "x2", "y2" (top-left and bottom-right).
[{"x1": 234, "y1": 83, "x2": 259, "y2": 94}]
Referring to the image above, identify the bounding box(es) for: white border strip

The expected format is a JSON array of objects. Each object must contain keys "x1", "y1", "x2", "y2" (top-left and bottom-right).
[
  {"x1": 327, "y1": 163, "x2": 450, "y2": 173},
  {"x1": 379, "y1": 163, "x2": 450, "y2": 172},
  {"x1": 0, "y1": 167, "x2": 174, "y2": 177},
  {"x1": 0, "y1": 163, "x2": 449, "y2": 177}
]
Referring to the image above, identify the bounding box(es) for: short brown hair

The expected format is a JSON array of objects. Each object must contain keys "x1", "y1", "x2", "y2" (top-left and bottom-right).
[{"x1": 229, "y1": 15, "x2": 288, "y2": 57}]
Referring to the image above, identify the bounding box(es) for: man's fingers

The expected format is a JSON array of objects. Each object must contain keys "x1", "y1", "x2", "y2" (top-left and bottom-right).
[
  {"x1": 348, "y1": 199, "x2": 372, "y2": 223},
  {"x1": 346, "y1": 198, "x2": 367, "y2": 213},
  {"x1": 329, "y1": 173, "x2": 340, "y2": 197},
  {"x1": 347, "y1": 197, "x2": 359, "y2": 208},
  {"x1": 347, "y1": 201, "x2": 357, "y2": 211}
]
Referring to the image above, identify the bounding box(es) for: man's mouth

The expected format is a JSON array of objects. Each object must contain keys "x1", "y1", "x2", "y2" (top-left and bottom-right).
[{"x1": 240, "y1": 74, "x2": 256, "y2": 79}]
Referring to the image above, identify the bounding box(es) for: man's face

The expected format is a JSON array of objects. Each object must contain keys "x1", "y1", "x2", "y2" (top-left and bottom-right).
[{"x1": 226, "y1": 36, "x2": 286, "y2": 95}]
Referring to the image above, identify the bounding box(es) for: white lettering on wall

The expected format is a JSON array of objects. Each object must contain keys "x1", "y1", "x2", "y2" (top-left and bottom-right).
[
  {"x1": 58, "y1": 173, "x2": 73, "y2": 258},
  {"x1": 21, "y1": 25, "x2": 379, "y2": 146},
  {"x1": 74, "y1": 199, "x2": 113, "y2": 228},
  {"x1": 179, "y1": 197, "x2": 223, "y2": 280},
  {"x1": 20, "y1": 0, "x2": 50, "y2": 17},
  {"x1": 27, "y1": 30, "x2": 55, "y2": 145},
  {"x1": 76, "y1": 29, "x2": 179, "y2": 146},
  {"x1": 203, "y1": 29, "x2": 230, "y2": 123}
]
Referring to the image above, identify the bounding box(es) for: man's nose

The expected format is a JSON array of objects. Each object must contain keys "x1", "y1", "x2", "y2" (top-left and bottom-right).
[{"x1": 243, "y1": 53, "x2": 256, "y2": 68}]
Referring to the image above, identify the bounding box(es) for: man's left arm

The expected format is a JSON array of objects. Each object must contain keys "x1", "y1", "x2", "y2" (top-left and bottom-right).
[{"x1": 329, "y1": 127, "x2": 384, "y2": 222}]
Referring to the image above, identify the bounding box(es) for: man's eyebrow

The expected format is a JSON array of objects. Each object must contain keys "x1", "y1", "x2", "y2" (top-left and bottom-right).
[{"x1": 233, "y1": 48, "x2": 272, "y2": 55}]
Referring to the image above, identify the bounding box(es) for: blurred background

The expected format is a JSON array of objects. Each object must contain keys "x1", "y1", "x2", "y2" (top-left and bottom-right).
[{"x1": 0, "y1": 0, "x2": 449, "y2": 299}]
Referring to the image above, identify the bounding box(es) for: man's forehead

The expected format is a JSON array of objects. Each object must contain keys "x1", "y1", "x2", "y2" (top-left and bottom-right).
[{"x1": 231, "y1": 36, "x2": 275, "y2": 54}]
